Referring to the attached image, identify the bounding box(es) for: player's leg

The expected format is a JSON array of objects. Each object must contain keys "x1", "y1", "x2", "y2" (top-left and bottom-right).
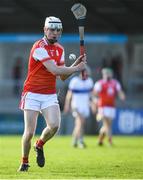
[
  {"x1": 34, "y1": 105, "x2": 61, "y2": 167},
  {"x1": 72, "y1": 116, "x2": 80, "y2": 147},
  {"x1": 72, "y1": 107, "x2": 88, "y2": 148},
  {"x1": 18, "y1": 110, "x2": 39, "y2": 171},
  {"x1": 106, "y1": 107, "x2": 116, "y2": 145},
  {"x1": 105, "y1": 118, "x2": 113, "y2": 145},
  {"x1": 98, "y1": 117, "x2": 106, "y2": 145},
  {"x1": 40, "y1": 104, "x2": 61, "y2": 142},
  {"x1": 77, "y1": 114, "x2": 86, "y2": 148},
  {"x1": 98, "y1": 117, "x2": 112, "y2": 145},
  {"x1": 22, "y1": 110, "x2": 38, "y2": 158},
  {"x1": 97, "y1": 107, "x2": 106, "y2": 145},
  {"x1": 103, "y1": 107, "x2": 115, "y2": 145},
  {"x1": 72, "y1": 113, "x2": 86, "y2": 148}
]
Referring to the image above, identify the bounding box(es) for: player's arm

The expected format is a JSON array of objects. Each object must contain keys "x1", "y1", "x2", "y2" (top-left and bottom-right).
[
  {"x1": 33, "y1": 47, "x2": 85, "y2": 76},
  {"x1": 118, "y1": 90, "x2": 126, "y2": 101},
  {"x1": 92, "y1": 81, "x2": 101, "y2": 97},
  {"x1": 60, "y1": 54, "x2": 87, "y2": 81},
  {"x1": 43, "y1": 60, "x2": 84, "y2": 75},
  {"x1": 92, "y1": 90, "x2": 99, "y2": 97},
  {"x1": 91, "y1": 82, "x2": 101, "y2": 114},
  {"x1": 91, "y1": 92, "x2": 99, "y2": 114},
  {"x1": 63, "y1": 90, "x2": 72, "y2": 113},
  {"x1": 116, "y1": 81, "x2": 126, "y2": 101},
  {"x1": 91, "y1": 88, "x2": 99, "y2": 114}
]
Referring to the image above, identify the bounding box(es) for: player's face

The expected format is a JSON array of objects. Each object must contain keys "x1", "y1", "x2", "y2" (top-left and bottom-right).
[
  {"x1": 80, "y1": 70, "x2": 88, "y2": 80},
  {"x1": 103, "y1": 73, "x2": 112, "y2": 80},
  {"x1": 44, "y1": 27, "x2": 62, "y2": 44}
]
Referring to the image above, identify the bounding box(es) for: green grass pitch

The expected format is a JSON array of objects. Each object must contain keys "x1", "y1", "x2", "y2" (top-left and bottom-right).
[{"x1": 0, "y1": 135, "x2": 143, "y2": 179}]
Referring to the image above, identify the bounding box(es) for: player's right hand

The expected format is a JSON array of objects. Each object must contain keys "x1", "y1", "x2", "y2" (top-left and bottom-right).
[
  {"x1": 76, "y1": 54, "x2": 87, "y2": 64},
  {"x1": 77, "y1": 61, "x2": 86, "y2": 71}
]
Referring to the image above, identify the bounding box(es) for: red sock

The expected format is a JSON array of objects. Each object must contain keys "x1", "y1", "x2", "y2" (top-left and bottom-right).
[
  {"x1": 36, "y1": 139, "x2": 45, "y2": 149},
  {"x1": 22, "y1": 157, "x2": 28, "y2": 164}
]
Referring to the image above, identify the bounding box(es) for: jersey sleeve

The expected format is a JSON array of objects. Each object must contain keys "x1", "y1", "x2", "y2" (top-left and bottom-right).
[
  {"x1": 94, "y1": 81, "x2": 102, "y2": 92},
  {"x1": 58, "y1": 49, "x2": 65, "y2": 66},
  {"x1": 115, "y1": 80, "x2": 121, "y2": 92},
  {"x1": 89, "y1": 78, "x2": 94, "y2": 90},
  {"x1": 32, "y1": 47, "x2": 51, "y2": 62},
  {"x1": 68, "y1": 77, "x2": 77, "y2": 90}
]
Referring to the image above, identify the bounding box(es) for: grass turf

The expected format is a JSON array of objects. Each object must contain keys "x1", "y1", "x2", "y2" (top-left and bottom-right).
[{"x1": 0, "y1": 135, "x2": 143, "y2": 179}]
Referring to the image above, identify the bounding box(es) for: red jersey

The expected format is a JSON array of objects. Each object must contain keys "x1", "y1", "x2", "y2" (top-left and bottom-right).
[
  {"x1": 23, "y1": 37, "x2": 65, "y2": 94},
  {"x1": 94, "y1": 79, "x2": 121, "y2": 107}
]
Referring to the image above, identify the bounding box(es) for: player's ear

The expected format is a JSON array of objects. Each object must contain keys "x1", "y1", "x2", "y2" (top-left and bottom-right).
[{"x1": 44, "y1": 27, "x2": 48, "y2": 34}]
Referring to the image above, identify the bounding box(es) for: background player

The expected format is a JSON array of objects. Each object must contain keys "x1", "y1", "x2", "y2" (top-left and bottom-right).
[
  {"x1": 18, "y1": 16, "x2": 86, "y2": 171},
  {"x1": 64, "y1": 66, "x2": 94, "y2": 148},
  {"x1": 93, "y1": 68, "x2": 125, "y2": 146}
]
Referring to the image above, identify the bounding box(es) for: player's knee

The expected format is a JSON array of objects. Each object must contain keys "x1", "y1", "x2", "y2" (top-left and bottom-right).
[
  {"x1": 49, "y1": 122, "x2": 59, "y2": 133},
  {"x1": 100, "y1": 127, "x2": 106, "y2": 134},
  {"x1": 51, "y1": 124, "x2": 59, "y2": 132},
  {"x1": 50, "y1": 119, "x2": 60, "y2": 129},
  {"x1": 53, "y1": 126, "x2": 59, "y2": 134},
  {"x1": 23, "y1": 132, "x2": 34, "y2": 141}
]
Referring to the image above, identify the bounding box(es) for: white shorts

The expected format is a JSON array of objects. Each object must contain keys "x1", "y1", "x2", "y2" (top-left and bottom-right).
[
  {"x1": 19, "y1": 92, "x2": 59, "y2": 111},
  {"x1": 97, "y1": 106, "x2": 116, "y2": 120},
  {"x1": 72, "y1": 106, "x2": 90, "y2": 119}
]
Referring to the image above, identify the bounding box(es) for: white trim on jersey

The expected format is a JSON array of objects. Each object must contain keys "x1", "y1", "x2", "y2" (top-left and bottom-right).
[
  {"x1": 116, "y1": 81, "x2": 121, "y2": 91},
  {"x1": 33, "y1": 47, "x2": 50, "y2": 61},
  {"x1": 60, "y1": 50, "x2": 65, "y2": 64},
  {"x1": 94, "y1": 81, "x2": 102, "y2": 92}
]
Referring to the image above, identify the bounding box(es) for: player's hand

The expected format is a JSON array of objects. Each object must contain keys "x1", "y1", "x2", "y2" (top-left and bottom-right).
[
  {"x1": 77, "y1": 61, "x2": 86, "y2": 71},
  {"x1": 75, "y1": 54, "x2": 87, "y2": 65}
]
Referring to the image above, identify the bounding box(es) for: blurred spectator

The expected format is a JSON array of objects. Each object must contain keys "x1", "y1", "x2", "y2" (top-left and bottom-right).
[
  {"x1": 12, "y1": 57, "x2": 23, "y2": 96},
  {"x1": 110, "y1": 53, "x2": 123, "y2": 86}
]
